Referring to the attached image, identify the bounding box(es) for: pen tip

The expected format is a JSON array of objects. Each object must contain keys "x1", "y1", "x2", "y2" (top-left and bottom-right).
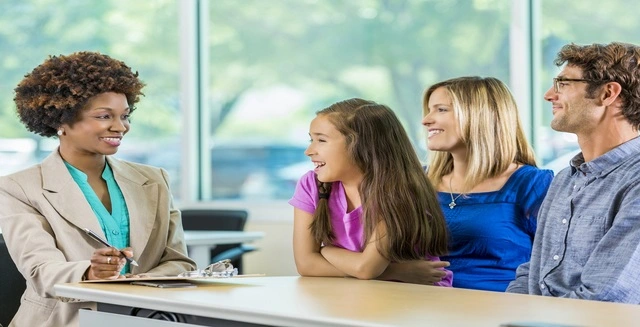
[{"x1": 130, "y1": 260, "x2": 139, "y2": 267}]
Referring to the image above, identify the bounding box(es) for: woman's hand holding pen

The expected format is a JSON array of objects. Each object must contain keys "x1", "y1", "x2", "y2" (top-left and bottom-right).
[{"x1": 85, "y1": 247, "x2": 134, "y2": 280}]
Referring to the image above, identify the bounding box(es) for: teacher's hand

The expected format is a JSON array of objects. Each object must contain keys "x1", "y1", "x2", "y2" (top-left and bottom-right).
[{"x1": 86, "y1": 247, "x2": 127, "y2": 280}]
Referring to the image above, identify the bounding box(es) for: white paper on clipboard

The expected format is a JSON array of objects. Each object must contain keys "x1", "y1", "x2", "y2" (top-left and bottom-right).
[
  {"x1": 80, "y1": 259, "x2": 264, "y2": 283},
  {"x1": 79, "y1": 273, "x2": 265, "y2": 284}
]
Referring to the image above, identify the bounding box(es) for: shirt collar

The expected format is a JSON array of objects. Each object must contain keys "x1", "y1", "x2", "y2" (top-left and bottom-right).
[
  {"x1": 570, "y1": 136, "x2": 640, "y2": 176},
  {"x1": 63, "y1": 161, "x2": 112, "y2": 182}
]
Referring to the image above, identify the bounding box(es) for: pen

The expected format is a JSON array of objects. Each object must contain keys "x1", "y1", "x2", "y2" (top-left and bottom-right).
[{"x1": 83, "y1": 228, "x2": 139, "y2": 267}]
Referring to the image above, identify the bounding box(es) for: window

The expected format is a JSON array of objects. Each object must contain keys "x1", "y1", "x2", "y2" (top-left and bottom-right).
[
  {"x1": 3, "y1": 0, "x2": 639, "y2": 212},
  {"x1": 204, "y1": 0, "x2": 512, "y2": 200},
  {"x1": 536, "y1": 0, "x2": 640, "y2": 172},
  {"x1": 0, "y1": 0, "x2": 183, "y2": 198}
]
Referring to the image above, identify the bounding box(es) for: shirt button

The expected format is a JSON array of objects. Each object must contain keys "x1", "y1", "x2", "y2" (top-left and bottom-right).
[
  {"x1": 553, "y1": 255, "x2": 559, "y2": 260},
  {"x1": 111, "y1": 230, "x2": 120, "y2": 235},
  {"x1": 540, "y1": 283, "x2": 546, "y2": 289},
  {"x1": 562, "y1": 219, "x2": 567, "y2": 224}
]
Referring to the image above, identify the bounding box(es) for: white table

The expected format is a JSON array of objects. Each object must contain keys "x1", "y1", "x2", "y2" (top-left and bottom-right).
[
  {"x1": 184, "y1": 231, "x2": 264, "y2": 269},
  {"x1": 55, "y1": 276, "x2": 640, "y2": 327}
]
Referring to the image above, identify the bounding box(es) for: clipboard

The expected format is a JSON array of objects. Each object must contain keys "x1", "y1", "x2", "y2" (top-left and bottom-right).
[
  {"x1": 79, "y1": 274, "x2": 265, "y2": 283},
  {"x1": 130, "y1": 281, "x2": 197, "y2": 288},
  {"x1": 79, "y1": 259, "x2": 264, "y2": 283}
]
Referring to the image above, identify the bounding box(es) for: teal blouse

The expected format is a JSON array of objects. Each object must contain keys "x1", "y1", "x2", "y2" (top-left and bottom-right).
[{"x1": 65, "y1": 161, "x2": 131, "y2": 274}]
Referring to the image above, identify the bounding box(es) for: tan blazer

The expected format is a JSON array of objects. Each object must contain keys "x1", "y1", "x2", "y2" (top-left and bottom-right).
[{"x1": 0, "y1": 150, "x2": 196, "y2": 327}]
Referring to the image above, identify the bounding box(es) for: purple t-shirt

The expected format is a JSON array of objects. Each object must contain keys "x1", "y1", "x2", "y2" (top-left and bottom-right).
[{"x1": 289, "y1": 170, "x2": 452, "y2": 287}]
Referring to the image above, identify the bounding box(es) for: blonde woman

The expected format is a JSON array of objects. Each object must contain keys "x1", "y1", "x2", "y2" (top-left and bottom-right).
[{"x1": 422, "y1": 76, "x2": 553, "y2": 291}]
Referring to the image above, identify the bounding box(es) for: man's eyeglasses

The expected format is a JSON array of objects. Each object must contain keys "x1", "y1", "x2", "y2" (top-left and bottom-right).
[{"x1": 553, "y1": 77, "x2": 599, "y2": 93}]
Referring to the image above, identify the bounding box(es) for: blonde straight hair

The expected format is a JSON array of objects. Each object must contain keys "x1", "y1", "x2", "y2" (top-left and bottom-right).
[{"x1": 423, "y1": 77, "x2": 537, "y2": 192}]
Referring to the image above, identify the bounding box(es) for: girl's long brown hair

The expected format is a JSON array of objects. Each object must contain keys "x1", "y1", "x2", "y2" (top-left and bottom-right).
[{"x1": 310, "y1": 98, "x2": 448, "y2": 260}]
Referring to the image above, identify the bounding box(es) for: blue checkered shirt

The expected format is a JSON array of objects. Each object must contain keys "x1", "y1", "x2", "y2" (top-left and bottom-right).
[{"x1": 507, "y1": 136, "x2": 640, "y2": 303}]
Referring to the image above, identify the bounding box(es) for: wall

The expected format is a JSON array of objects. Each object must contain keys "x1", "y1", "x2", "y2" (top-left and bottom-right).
[{"x1": 243, "y1": 220, "x2": 298, "y2": 276}]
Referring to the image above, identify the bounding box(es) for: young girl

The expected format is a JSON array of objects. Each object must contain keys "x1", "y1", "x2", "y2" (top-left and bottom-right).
[
  {"x1": 422, "y1": 76, "x2": 553, "y2": 291},
  {"x1": 290, "y1": 98, "x2": 452, "y2": 286}
]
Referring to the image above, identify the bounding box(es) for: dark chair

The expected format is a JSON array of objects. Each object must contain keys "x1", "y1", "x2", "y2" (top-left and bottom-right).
[
  {"x1": 0, "y1": 234, "x2": 26, "y2": 327},
  {"x1": 180, "y1": 209, "x2": 256, "y2": 274}
]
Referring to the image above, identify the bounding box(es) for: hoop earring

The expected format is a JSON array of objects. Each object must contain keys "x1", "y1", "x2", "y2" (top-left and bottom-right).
[{"x1": 57, "y1": 129, "x2": 63, "y2": 136}]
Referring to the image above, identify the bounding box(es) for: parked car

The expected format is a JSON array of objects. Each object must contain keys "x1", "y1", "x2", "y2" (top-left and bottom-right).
[
  {"x1": 210, "y1": 142, "x2": 309, "y2": 199},
  {"x1": 141, "y1": 139, "x2": 309, "y2": 200}
]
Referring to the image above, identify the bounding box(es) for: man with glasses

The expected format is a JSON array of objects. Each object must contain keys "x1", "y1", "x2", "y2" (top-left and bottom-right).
[{"x1": 507, "y1": 42, "x2": 640, "y2": 303}]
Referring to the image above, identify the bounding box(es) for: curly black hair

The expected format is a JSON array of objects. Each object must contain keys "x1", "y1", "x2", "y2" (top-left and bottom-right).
[{"x1": 14, "y1": 51, "x2": 145, "y2": 137}]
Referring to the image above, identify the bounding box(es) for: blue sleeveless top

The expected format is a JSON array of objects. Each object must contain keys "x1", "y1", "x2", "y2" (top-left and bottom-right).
[{"x1": 439, "y1": 165, "x2": 553, "y2": 291}]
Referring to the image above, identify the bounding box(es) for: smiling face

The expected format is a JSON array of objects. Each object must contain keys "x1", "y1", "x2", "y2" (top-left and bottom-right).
[
  {"x1": 305, "y1": 114, "x2": 362, "y2": 184},
  {"x1": 422, "y1": 87, "x2": 465, "y2": 154},
  {"x1": 544, "y1": 65, "x2": 600, "y2": 134},
  {"x1": 60, "y1": 92, "x2": 131, "y2": 157}
]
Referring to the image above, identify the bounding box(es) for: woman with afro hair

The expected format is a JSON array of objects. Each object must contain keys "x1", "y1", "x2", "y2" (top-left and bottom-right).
[{"x1": 0, "y1": 51, "x2": 196, "y2": 327}]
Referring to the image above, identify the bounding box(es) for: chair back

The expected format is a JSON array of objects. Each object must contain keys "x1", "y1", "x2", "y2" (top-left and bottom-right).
[
  {"x1": 181, "y1": 209, "x2": 248, "y2": 231},
  {"x1": 0, "y1": 234, "x2": 26, "y2": 327}
]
